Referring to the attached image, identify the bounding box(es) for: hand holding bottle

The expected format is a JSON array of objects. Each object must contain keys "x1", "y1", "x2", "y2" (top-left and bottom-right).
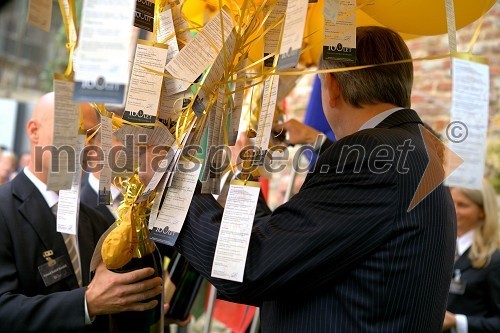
[{"x1": 85, "y1": 261, "x2": 162, "y2": 317}]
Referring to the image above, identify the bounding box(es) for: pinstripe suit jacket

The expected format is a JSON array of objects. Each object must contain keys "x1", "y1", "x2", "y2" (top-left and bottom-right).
[{"x1": 177, "y1": 109, "x2": 456, "y2": 332}]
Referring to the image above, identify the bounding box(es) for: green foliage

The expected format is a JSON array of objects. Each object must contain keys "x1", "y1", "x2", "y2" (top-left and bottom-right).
[{"x1": 486, "y1": 139, "x2": 500, "y2": 193}]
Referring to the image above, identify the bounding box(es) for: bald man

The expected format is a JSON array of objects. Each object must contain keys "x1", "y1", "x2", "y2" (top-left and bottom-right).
[{"x1": 0, "y1": 93, "x2": 162, "y2": 333}]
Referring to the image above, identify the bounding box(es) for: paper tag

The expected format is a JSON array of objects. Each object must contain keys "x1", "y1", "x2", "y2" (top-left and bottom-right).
[
  {"x1": 445, "y1": 57, "x2": 489, "y2": 189},
  {"x1": 323, "y1": 0, "x2": 356, "y2": 62},
  {"x1": 123, "y1": 40, "x2": 169, "y2": 125},
  {"x1": 148, "y1": 173, "x2": 169, "y2": 230},
  {"x1": 114, "y1": 122, "x2": 175, "y2": 147},
  {"x1": 57, "y1": 134, "x2": 85, "y2": 235},
  {"x1": 323, "y1": 0, "x2": 340, "y2": 23},
  {"x1": 139, "y1": 144, "x2": 179, "y2": 202},
  {"x1": 277, "y1": 0, "x2": 308, "y2": 70},
  {"x1": 164, "y1": 7, "x2": 234, "y2": 95},
  {"x1": 445, "y1": 0, "x2": 457, "y2": 54},
  {"x1": 192, "y1": 29, "x2": 236, "y2": 118},
  {"x1": 171, "y1": 4, "x2": 192, "y2": 51},
  {"x1": 48, "y1": 77, "x2": 79, "y2": 191},
  {"x1": 98, "y1": 116, "x2": 113, "y2": 205},
  {"x1": 73, "y1": 0, "x2": 135, "y2": 104},
  {"x1": 228, "y1": 57, "x2": 248, "y2": 145},
  {"x1": 263, "y1": 0, "x2": 287, "y2": 67},
  {"x1": 134, "y1": 0, "x2": 155, "y2": 32},
  {"x1": 38, "y1": 256, "x2": 73, "y2": 287},
  {"x1": 158, "y1": 8, "x2": 180, "y2": 63},
  {"x1": 27, "y1": 0, "x2": 52, "y2": 32},
  {"x1": 211, "y1": 180, "x2": 260, "y2": 282},
  {"x1": 159, "y1": 90, "x2": 192, "y2": 126},
  {"x1": 256, "y1": 75, "x2": 280, "y2": 150},
  {"x1": 150, "y1": 160, "x2": 202, "y2": 245}
]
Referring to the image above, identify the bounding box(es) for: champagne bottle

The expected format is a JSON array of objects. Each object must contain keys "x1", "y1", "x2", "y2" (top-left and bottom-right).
[
  {"x1": 164, "y1": 251, "x2": 204, "y2": 321},
  {"x1": 109, "y1": 217, "x2": 163, "y2": 333}
]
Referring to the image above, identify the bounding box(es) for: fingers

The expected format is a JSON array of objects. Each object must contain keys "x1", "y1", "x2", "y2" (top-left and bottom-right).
[
  {"x1": 124, "y1": 276, "x2": 162, "y2": 295},
  {"x1": 123, "y1": 281, "x2": 163, "y2": 303},
  {"x1": 126, "y1": 299, "x2": 159, "y2": 312},
  {"x1": 120, "y1": 267, "x2": 155, "y2": 284}
]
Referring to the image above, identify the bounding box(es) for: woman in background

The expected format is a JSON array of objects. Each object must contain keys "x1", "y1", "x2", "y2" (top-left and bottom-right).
[{"x1": 443, "y1": 180, "x2": 500, "y2": 332}]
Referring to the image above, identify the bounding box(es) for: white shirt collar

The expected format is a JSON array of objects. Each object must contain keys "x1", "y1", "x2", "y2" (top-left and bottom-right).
[
  {"x1": 23, "y1": 167, "x2": 59, "y2": 208},
  {"x1": 358, "y1": 107, "x2": 404, "y2": 131},
  {"x1": 88, "y1": 173, "x2": 121, "y2": 201},
  {"x1": 457, "y1": 229, "x2": 474, "y2": 256}
]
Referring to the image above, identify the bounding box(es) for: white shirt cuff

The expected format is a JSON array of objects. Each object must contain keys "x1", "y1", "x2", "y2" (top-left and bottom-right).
[
  {"x1": 84, "y1": 293, "x2": 95, "y2": 325},
  {"x1": 454, "y1": 314, "x2": 468, "y2": 333}
]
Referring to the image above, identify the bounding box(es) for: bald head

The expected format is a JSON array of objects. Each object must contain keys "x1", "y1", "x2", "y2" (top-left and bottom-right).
[{"x1": 26, "y1": 92, "x2": 56, "y2": 182}]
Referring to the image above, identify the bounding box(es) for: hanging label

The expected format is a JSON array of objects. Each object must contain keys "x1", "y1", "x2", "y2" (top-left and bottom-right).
[
  {"x1": 211, "y1": 180, "x2": 260, "y2": 282},
  {"x1": 150, "y1": 160, "x2": 202, "y2": 245},
  {"x1": 48, "y1": 76, "x2": 79, "y2": 191},
  {"x1": 323, "y1": 0, "x2": 356, "y2": 63},
  {"x1": 134, "y1": 0, "x2": 155, "y2": 32},
  {"x1": 256, "y1": 75, "x2": 280, "y2": 150},
  {"x1": 164, "y1": 7, "x2": 234, "y2": 95},
  {"x1": 445, "y1": 57, "x2": 489, "y2": 189},
  {"x1": 123, "y1": 40, "x2": 169, "y2": 125},
  {"x1": 277, "y1": 0, "x2": 308, "y2": 70},
  {"x1": 27, "y1": 0, "x2": 53, "y2": 32},
  {"x1": 98, "y1": 116, "x2": 113, "y2": 205},
  {"x1": 263, "y1": 0, "x2": 287, "y2": 67},
  {"x1": 57, "y1": 134, "x2": 85, "y2": 235},
  {"x1": 228, "y1": 56, "x2": 248, "y2": 146},
  {"x1": 73, "y1": 0, "x2": 135, "y2": 104}
]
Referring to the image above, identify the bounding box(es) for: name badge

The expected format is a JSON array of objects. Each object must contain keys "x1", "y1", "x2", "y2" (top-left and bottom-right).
[
  {"x1": 449, "y1": 269, "x2": 466, "y2": 295},
  {"x1": 38, "y1": 256, "x2": 73, "y2": 287}
]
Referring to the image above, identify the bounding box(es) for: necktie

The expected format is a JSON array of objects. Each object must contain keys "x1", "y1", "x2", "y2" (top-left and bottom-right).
[
  {"x1": 455, "y1": 242, "x2": 460, "y2": 262},
  {"x1": 51, "y1": 204, "x2": 83, "y2": 287}
]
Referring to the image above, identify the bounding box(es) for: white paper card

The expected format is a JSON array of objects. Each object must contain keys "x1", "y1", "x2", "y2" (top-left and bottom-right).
[
  {"x1": 149, "y1": 160, "x2": 202, "y2": 245},
  {"x1": 165, "y1": 7, "x2": 234, "y2": 95},
  {"x1": 158, "y1": 8, "x2": 180, "y2": 63},
  {"x1": 277, "y1": 0, "x2": 308, "y2": 70},
  {"x1": 57, "y1": 135, "x2": 85, "y2": 235},
  {"x1": 171, "y1": 4, "x2": 193, "y2": 50},
  {"x1": 114, "y1": 122, "x2": 175, "y2": 146},
  {"x1": 256, "y1": 75, "x2": 280, "y2": 150},
  {"x1": 263, "y1": 0, "x2": 287, "y2": 67},
  {"x1": 48, "y1": 78, "x2": 79, "y2": 191},
  {"x1": 98, "y1": 116, "x2": 113, "y2": 205},
  {"x1": 27, "y1": 0, "x2": 52, "y2": 32},
  {"x1": 445, "y1": 58, "x2": 490, "y2": 189},
  {"x1": 323, "y1": 0, "x2": 356, "y2": 62},
  {"x1": 211, "y1": 181, "x2": 260, "y2": 282},
  {"x1": 229, "y1": 57, "x2": 248, "y2": 145},
  {"x1": 123, "y1": 41, "x2": 169, "y2": 124},
  {"x1": 323, "y1": 0, "x2": 340, "y2": 23},
  {"x1": 73, "y1": 0, "x2": 135, "y2": 103}
]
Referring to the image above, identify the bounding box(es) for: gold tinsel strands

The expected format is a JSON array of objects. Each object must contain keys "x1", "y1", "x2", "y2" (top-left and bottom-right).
[{"x1": 101, "y1": 173, "x2": 156, "y2": 270}]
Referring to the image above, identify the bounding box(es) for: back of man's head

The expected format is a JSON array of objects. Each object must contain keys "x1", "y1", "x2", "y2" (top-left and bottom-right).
[{"x1": 319, "y1": 26, "x2": 413, "y2": 108}]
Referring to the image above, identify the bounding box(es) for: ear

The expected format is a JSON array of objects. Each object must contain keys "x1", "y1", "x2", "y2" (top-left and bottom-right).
[
  {"x1": 325, "y1": 74, "x2": 341, "y2": 108},
  {"x1": 26, "y1": 119, "x2": 39, "y2": 144}
]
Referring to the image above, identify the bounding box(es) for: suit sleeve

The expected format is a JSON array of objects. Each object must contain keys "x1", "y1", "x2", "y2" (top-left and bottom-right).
[
  {"x1": 467, "y1": 258, "x2": 500, "y2": 333},
  {"x1": 177, "y1": 135, "x2": 398, "y2": 305},
  {"x1": 0, "y1": 209, "x2": 87, "y2": 333}
]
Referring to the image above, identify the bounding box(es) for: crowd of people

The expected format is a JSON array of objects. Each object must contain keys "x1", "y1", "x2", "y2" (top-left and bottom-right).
[{"x1": 0, "y1": 25, "x2": 498, "y2": 333}]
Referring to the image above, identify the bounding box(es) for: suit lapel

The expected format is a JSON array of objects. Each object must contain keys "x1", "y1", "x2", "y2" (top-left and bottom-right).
[{"x1": 13, "y1": 171, "x2": 80, "y2": 289}]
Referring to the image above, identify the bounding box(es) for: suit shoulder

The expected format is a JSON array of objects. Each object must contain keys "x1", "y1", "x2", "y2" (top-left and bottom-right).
[{"x1": 79, "y1": 202, "x2": 110, "y2": 226}]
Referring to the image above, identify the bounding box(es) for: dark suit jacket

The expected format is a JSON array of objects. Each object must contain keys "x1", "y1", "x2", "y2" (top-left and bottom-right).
[
  {"x1": 0, "y1": 171, "x2": 110, "y2": 333},
  {"x1": 176, "y1": 109, "x2": 456, "y2": 332},
  {"x1": 447, "y1": 249, "x2": 500, "y2": 333},
  {"x1": 80, "y1": 175, "x2": 116, "y2": 227}
]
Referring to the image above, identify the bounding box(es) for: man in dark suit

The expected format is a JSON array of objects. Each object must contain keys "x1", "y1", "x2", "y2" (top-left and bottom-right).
[
  {"x1": 168, "y1": 26, "x2": 457, "y2": 332},
  {"x1": 0, "y1": 93, "x2": 162, "y2": 333}
]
